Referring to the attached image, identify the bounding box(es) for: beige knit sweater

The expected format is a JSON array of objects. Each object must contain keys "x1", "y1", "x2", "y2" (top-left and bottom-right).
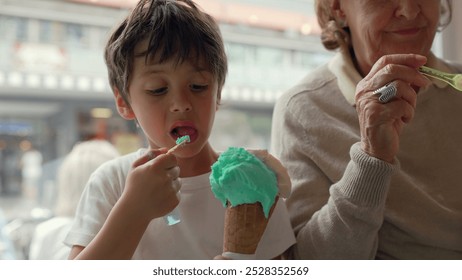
[{"x1": 271, "y1": 51, "x2": 462, "y2": 259}]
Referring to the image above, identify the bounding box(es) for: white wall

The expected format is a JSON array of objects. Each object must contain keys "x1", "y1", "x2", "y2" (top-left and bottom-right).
[{"x1": 440, "y1": 1, "x2": 462, "y2": 63}]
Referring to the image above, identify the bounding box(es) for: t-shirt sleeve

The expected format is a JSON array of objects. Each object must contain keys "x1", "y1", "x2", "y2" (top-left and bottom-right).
[{"x1": 63, "y1": 164, "x2": 123, "y2": 249}]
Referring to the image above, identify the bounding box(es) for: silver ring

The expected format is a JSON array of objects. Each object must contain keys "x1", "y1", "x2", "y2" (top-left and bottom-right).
[{"x1": 373, "y1": 82, "x2": 397, "y2": 103}]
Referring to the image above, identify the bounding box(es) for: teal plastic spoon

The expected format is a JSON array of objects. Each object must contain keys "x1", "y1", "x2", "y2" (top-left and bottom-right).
[
  {"x1": 419, "y1": 65, "x2": 462, "y2": 92},
  {"x1": 163, "y1": 135, "x2": 190, "y2": 226}
]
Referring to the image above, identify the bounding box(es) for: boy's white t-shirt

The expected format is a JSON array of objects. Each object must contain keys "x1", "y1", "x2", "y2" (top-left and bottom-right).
[{"x1": 64, "y1": 149, "x2": 296, "y2": 259}]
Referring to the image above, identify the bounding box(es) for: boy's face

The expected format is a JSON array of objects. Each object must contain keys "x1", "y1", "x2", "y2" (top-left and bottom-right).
[{"x1": 115, "y1": 41, "x2": 219, "y2": 159}]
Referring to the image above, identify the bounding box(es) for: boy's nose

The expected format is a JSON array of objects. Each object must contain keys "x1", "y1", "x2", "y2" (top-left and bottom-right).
[{"x1": 170, "y1": 94, "x2": 192, "y2": 112}]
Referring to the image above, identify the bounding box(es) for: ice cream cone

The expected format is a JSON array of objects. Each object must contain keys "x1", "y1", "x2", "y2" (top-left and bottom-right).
[
  {"x1": 210, "y1": 147, "x2": 285, "y2": 257},
  {"x1": 223, "y1": 198, "x2": 277, "y2": 255}
]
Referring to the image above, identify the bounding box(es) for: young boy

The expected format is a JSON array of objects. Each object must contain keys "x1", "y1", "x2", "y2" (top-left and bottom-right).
[{"x1": 64, "y1": 0, "x2": 295, "y2": 259}]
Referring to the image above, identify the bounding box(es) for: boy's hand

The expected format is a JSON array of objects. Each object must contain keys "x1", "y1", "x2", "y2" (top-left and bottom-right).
[{"x1": 122, "y1": 148, "x2": 181, "y2": 221}]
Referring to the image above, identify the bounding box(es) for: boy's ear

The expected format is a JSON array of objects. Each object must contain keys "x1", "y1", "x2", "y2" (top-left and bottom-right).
[
  {"x1": 114, "y1": 88, "x2": 135, "y2": 120},
  {"x1": 215, "y1": 99, "x2": 220, "y2": 112}
]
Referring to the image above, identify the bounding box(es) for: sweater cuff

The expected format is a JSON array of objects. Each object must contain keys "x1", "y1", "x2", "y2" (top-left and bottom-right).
[{"x1": 335, "y1": 142, "x2": 398, "y2": 207}]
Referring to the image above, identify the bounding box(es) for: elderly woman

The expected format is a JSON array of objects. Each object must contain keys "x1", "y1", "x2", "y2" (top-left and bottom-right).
[{"x1": 271, "y1": 0, "x2": 462, "y2": 259}]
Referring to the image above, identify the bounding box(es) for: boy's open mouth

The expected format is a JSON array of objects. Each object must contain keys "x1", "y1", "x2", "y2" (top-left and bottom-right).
[{"x1": 170, "y1": 126, "x2": 197, "y2": 141}]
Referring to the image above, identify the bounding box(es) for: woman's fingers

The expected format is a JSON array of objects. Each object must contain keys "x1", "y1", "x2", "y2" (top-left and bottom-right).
[
  {"x1": 247, "y1": 149, "x2": 292, "y2": 198},
  {"x1": 365, "y1": 54, "x2": 427, "y2": 79},
  {"x1": 354, "y1": 54, "x2": 435, "y2": 163},
  {"x1": 360, "y1": 55, "x2": 432, "y2": 101}
]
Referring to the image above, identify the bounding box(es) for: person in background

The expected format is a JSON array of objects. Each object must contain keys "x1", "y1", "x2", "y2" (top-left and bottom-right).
[
  {"x1": 64, "y1": 0, "x2": 295, "y2": 260},
  {"x1": 19, "y1": 141, "x2": 42, "y2": 199},
  {"x1": 271, "y1": 0, "x2": 462, "y2": 259},
  {"x1": 29, "y1": 140, "x2": 119, "y2": 259}
]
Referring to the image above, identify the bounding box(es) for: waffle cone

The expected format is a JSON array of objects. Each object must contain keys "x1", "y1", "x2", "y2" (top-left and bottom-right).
[{"x1": 223, "y1": 202, "x2": 271, "y2": 255}]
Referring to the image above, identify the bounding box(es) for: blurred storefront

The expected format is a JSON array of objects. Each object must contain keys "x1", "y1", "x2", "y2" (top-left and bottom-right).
[{"x1": 0, "y1": 0, "x2": 330, "y2": 194}]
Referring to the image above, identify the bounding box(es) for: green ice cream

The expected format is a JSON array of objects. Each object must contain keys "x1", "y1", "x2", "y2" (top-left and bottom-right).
[{"x1": 210, "y1": 147, "x2": 278, "y2": 218}]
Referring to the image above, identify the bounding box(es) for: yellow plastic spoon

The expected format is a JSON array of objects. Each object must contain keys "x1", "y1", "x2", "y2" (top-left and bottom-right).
[{"x1": 419, "y1": 65, "x2": 462, "y2": 92}]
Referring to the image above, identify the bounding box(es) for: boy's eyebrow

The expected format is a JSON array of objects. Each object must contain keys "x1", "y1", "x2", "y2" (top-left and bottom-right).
[
  {"x1": 138, "y1": 66, "x2": 212, "y2": 78},
  {"x1": 137, "y1": 67, "x2": 163, "y2": 77}
]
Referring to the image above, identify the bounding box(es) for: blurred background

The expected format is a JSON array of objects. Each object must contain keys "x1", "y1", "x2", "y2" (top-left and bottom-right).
[{"x1": 0, "y1": 0, "x2": 461, "y2": 259}]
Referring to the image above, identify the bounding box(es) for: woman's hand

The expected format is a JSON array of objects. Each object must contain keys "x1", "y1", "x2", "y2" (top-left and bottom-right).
[
  {"x1": 121, "y1": 148, "x2": 181, "y2": 221},
  {"x1": 355, "y1": 54, "x2": 431, "y2": 163},
  {"x1": 247, "y1": 149, "x2": 291, "y2": 198}
]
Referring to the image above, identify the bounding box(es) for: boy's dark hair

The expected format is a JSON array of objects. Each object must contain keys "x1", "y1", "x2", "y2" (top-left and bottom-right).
[{"x1": 104, "y1": 0, "x2": 228, "y2": 105}]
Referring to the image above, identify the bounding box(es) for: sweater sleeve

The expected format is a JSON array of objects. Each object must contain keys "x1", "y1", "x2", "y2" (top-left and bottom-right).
[
  {"x1": 271, "y1": 91, "x2": 397, "y2": 259},
  {"x1": 294, "y1": 143, "x2": 395, "y2": 259}
]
